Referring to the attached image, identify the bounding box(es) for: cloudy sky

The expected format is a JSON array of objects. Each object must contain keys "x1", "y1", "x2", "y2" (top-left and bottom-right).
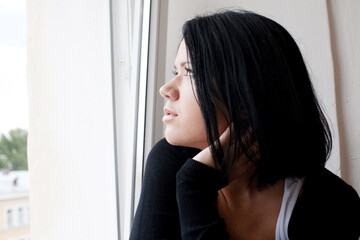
[{"x1": 0, "y1": 0, "x2": 28, "y2": 136}]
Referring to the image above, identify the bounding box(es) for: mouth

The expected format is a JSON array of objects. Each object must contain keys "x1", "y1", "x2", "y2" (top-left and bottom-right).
[{"x1": 163, "y1": 107, "x2": 178, "y2": 122}]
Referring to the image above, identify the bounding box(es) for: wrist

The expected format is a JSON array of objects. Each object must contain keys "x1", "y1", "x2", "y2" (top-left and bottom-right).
[{"x1": 192, "y1": 147, "x2": 215, "y2": 168}]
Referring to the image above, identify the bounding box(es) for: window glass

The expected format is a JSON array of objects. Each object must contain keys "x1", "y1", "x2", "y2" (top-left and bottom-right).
[{"x1": 0, "y1": 0, "x2": 30, "y2": 238}]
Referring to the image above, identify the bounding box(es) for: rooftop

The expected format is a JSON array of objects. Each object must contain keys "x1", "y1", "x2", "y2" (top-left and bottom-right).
[{"x1": 0, "y1": 170, "x2": 29, "y2": 200}]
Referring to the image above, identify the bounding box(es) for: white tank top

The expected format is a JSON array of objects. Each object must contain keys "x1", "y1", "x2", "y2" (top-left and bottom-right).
[{"x1": 275, "y1": 177, "x2": 304, "y2": 240}]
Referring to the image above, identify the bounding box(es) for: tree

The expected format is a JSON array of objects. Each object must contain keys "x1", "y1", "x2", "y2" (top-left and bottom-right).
[{"x1": 0, "y1": 128, "x2": 28, "y2": 170}]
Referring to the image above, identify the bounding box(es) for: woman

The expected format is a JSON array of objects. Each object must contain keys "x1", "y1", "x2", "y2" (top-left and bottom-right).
[{"x1": 130, "y1": 10, "x2": 360, "y2": 239}]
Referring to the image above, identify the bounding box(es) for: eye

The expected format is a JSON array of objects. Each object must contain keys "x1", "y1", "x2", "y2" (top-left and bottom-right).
[{"x1": 185, "y1": 68, "x2": 193, "y2": 77}]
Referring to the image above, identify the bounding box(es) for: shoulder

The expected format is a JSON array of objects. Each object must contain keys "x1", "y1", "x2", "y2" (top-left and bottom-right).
[
  {"x1": 303, "y1": 168, "x2": 359, "y2": 202},
  {"x1": 289, "y1": 168, "x2": 360, "y2": 239}
]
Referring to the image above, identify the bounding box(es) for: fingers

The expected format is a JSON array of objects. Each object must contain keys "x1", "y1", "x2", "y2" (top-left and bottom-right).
[
  {"x1": 219, "y1": 125, "x2": 232, "y2": 148},
  {"x1": 220, "y1": 124, "x2": 260, "y2": 163},
  {"x1": 219, "y1": 124, "x2": 254, "y2": 148}
]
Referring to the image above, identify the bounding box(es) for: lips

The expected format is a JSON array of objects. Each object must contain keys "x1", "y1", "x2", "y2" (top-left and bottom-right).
[{"x1": 163, "y1": 107, "x2": 178, "y2": 122}]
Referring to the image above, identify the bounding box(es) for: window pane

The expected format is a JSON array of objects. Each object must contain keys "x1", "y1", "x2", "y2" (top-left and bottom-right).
[
  {"x1": 7, "y1": 209, "x2": 13, "y2": 227},
  {"x1": 0, "y1": 0, "x2": 30, "y2": 238}
]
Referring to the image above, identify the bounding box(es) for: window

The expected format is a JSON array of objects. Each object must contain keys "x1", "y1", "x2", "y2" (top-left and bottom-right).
[
  {"x1": 0, "y1": 1, "x2": 30, "y2": 239},
  {"x1": 18, "y1": 207, "x2": 24, "y2": 225},
  {"x1": 111, "y1": 0, "x2": 151, "y2": 238},
  {"x1": 6, "y1": 209, "x2": 13, "y2": 228}
]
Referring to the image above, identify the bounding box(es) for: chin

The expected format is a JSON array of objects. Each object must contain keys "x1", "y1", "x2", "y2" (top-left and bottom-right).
[
  {"x1": 164, "y1": 132, "x2": 182, "y2": 146},
  {"x1": 165, "y1": 132, "x2": 206, "y2": 150}
]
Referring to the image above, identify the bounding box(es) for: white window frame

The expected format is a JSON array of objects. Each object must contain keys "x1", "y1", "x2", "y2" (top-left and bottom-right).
[{"x1": 109, "y1": 0, "x2": 151, "y2": 239}]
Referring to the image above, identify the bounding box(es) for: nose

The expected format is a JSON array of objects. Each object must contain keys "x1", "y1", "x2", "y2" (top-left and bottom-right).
[{"x1": 159, "y1": 78, "x2": 179, "y2": 100}]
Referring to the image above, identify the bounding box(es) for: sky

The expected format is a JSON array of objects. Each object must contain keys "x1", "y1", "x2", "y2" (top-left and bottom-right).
[{"x1": 0, "y1": 0, "x2": 28, "y2": 136}]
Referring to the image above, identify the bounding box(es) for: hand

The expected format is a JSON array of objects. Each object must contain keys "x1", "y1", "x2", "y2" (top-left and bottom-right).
[
  {"x1": 192, "y1": 126, "x2": 233, "y2": 169},
  {"x1": 192, "y1": 125, "x2": 258, "y2": 183}
]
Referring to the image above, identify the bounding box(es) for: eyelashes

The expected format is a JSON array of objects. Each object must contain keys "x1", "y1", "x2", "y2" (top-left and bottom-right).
[
  {"x1": 171, "y1": 68, "x2": 193, "y2": 77},
  {"x1": 185, "y1": 68, "x2": 193, "y2": 76}
]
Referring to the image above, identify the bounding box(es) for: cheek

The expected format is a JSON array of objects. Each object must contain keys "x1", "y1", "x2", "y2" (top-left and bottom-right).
[
  {"x1": 182, "y1": 108, "x2": 207, "y2": 139},
  {"x1": 165, "y1": 99, "x2": 208, "y2": 149}
]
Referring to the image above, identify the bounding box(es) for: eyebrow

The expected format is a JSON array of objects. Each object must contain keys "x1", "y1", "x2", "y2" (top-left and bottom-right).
[{"x1": 174, "y1": 61, "x2": 192, "y2": 69}]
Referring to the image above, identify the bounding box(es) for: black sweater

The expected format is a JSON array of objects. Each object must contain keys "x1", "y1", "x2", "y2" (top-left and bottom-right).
[{"x1": 130, "y1": 138, "x2": 360, "y2": 239}]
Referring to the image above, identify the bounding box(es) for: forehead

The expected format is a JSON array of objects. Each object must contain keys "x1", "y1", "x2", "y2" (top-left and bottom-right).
[{"x1": 175, "y1": 40, "x2": 189, "y2": 64}]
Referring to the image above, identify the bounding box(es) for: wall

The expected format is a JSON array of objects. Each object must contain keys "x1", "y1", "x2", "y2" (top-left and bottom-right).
[
  {"x1": 27, "y1": 0, "x2": 119, "y2": 239},
  {"x1": 327, "y1": 0, "x2": 360, "y2": 193}
]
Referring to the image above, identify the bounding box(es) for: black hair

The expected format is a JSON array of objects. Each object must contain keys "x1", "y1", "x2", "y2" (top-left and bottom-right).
[{"x1": 182, "y1": 10, "x2": 332, "y2": 188}]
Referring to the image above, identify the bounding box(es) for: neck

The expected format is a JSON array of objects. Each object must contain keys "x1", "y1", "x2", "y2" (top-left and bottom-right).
[{"x1": 225, "y1": 165, "x2": 257, "y2": 194}]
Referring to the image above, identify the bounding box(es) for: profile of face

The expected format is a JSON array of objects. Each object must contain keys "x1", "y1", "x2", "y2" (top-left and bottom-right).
[{"x1": 159, "y1": 40, "x2": 227, "y2": 150}]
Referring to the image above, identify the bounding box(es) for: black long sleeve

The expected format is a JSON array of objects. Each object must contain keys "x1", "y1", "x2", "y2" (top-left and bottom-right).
[
  {"x1": 130, "y1": 138, "x2": 200, "y2": 240},
  {"x1": 130, "y1": 138, "x2": 229, "y2": 240},
  {"x1": 176, "y1": 159, "x2": 229, "y2": 239},
  {"x1": 288, "y1": 168, "x2": 360, "y2": 239}
]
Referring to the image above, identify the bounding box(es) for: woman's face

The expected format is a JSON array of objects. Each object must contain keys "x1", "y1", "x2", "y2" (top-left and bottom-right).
[{"x1": 159, "y1": 40, "x2": 227, "y2": 150}]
